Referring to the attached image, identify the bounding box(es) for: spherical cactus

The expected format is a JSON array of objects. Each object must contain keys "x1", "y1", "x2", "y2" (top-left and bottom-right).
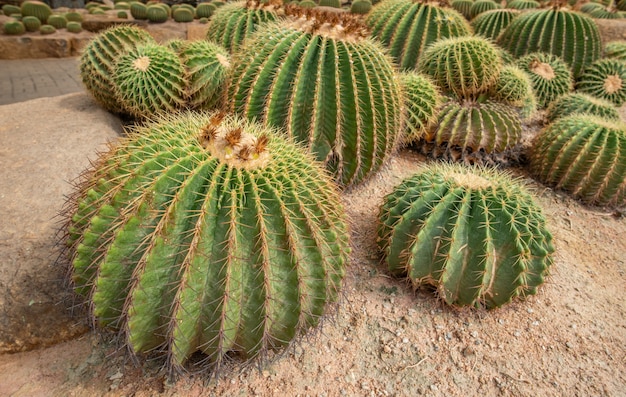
[
  {"x1": 545, "y1": 92, "x2": 620, "y2": 123},
  {"x1": 377, "y1": 163, "x2": 554, "y2": 309},
  {"x1": 114, "y1": 1, "x2": 131, "y2": 10},
  {"x1": 112, "y1": 43, "x2": 187, "y2": 118},
  {"x1": 604, "y1": 41, "x2": 626, "y2": 63},
  {"x1": 147, "y1": 4, "x2": 169, "y2": 22},
  {"x1": 67, "y1": 21, "x2": 82, "y2": 33},
  {"x1": 471, "y1": 9, "x2": 519, "y2": 41},
  {"x1": 579, "y1": 2, "x2": 604, "y2": 14},
  {"x1": 497, "y1": 8, "x2": 601, "y2": 78},
  {"x1": 195, "y1": 2, "x2": 216, "y2": 18},
  {"x1": 399, "y1": 72, "x2": 441, "y2": 145},
  {"x1": 3, "y1": 20, "x2": 25, "y2": 35},
  {"x1": 39, "y1": 24, "x2": 56, "y2": 34},
  {"x1": 351, "y1": 0, "x2": 372, "y2": 14},
  {"x1": 173, "y1": 7, "x2": 194, "y2": 22},
  {"x1": 418, "y1": 36, "x2": 503, "y2": 100},
  {"x1": 20, "y1": 1, "x2": 51, "y2": 23},
  {"x1": 90, "y1": 8, "x2": 106, "y2": 15},
  {"x1": 228, "y1": 13, "x2": 403, "y2": 187},
  {"x1": 80, "y1": 25, "x2": 156, "y2": 114},
  {"x1": 65, "y1": 11, "x2": 83, "y2": 22},
  {"x1": 469, "y1": 0, "x2": 501, "y2": 20},
  {"x1": 180, "y1": 40, "x2": 231, "y2": 109},
  {"x1": 130, "y1": 2, "x2": 148, "y2": 19},
  {"x1": 516, "y1": 52, "x2": 573, "y2": 109},
  {"x1": 576, "y1": 58, "x2": 626, "y2": 107},
  {"x1": 206, "y1": 1, "x2": 283, "y2": 53},
  {"x1": 366, "y1": 0, "x2": 471, "y2": 71},
  {"x1": 450, "y1": 0, "x2": 474, "y2": 20},
  {"x1": 530, "y1": 114, "x2": 626, "y2": 207},
  {"x1": 63, "y1": 111, "x2": 349, "y2": 371},
  {"x1": 46, "y1": 14, "x2": 67, "y2": 29},
  {"x1": 506, "y1": 0, "x2": 539, "y2": 10},
  {"x1": 2, "y1": 4, "x2": 21, "y2": 16},
  {"x1": 319, "y1": 0, "x2": 341, "y2": 7},
  {"x1": 117, "y1": 10, "x2": 128, "y2": 18},
  {"x1": 425, "y1": 100, "x2": 522, "y2": 160},
  {"x1": 492, "y1": 64, "x2": 535, "y2": 106},
  {"x1": 299, "y1": 0, "x2": 317, "y2": 8},
  {"x1": 586, "y1": 6, "x2": 626, "y2": 19},
  {"x1": 21, "y1": 16, "x2": 41, "y2": 32}
]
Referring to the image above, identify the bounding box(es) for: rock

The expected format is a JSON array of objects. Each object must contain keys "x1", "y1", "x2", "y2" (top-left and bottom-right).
[
  {"x1": 594, "y1": 18, "x2": 626, "y2": 43},
  {"x1": 0, "y1": 32, "x2": 95, "y2": 59}
]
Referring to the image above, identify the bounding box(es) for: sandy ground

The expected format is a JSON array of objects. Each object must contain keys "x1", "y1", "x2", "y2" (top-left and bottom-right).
[{"x1": 0, "y1": 93, "x2": 624, "y2": 397}]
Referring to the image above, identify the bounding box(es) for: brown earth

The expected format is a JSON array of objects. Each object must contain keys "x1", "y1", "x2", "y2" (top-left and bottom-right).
[{"x1": 0, "y1": 93, "x2": 624, "y2": 397}]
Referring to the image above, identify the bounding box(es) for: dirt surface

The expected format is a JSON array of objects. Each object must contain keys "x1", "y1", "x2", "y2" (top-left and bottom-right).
[{"x1": 0, "y1": 94, "x2": 625, "y2": 396}]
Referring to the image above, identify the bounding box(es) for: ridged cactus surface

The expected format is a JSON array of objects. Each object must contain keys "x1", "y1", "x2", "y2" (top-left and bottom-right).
[
  {"x1": 46, "y1": 14, "x2": 67, "y2": 29},
  {"x1": 64, "y1": 111, "x2": 349, "y2": 370},
  {"x1": 451, "y1": 0, "x2": 474, "y2": 20},
  {"x1": 228, "y1": 13, "x2": 402, "y2": 187},
  {"x1": 497, "y1": 8, "x2": 601, "y2": 78},
  {"x1": 179, "y1": 40, "x2": 231, "y2": 109},
  {"x1": 492, "y1": 64, "x2": 535, "y2": 109},
  {"x1": 469, "y1": 0, "x2": 501, "y2": 20},
  {"x1": 576, "y1": 58, "x2": 626, "y2": 107},
  {"x1": 22, "y1": 15, "x2": 41, "y2": 32},
  {"x1": 516, "y1": 52, "x2": 573, "y2": 108},
  {"x1": 471, "y1": 9, "x2": 519, "y2": 41},
  {"x1": 400, "y1": 72, "x2": 441, "y2": 145},
  {"x1": 545, "y1": 92, "x2": 620, "y2": 122},
  {"x1": 506, "y1": 0, "x2": 539, "y2": 9},
  {"x1": 20, "y1": 1, "x2": 51, "y2": 23},
  {"x1": 147, "y1": 4, "x2": 169, "y2": 22},
  {"x1": 530, "y1": 114, "x2": 626, "y2": 207},
  {"x1": 604, "y1": 41, "x2": 626, "y2": 62},
  {"x1": 130, "y1": 2, "x2": 148, "y2": 19},
  {"x1": 366, "y1": 0, "x2": 471, "y2": 71},
  {"x1": 377, "y1": 163, "x2": 554, "y2": 309},
  {"x1": 173, "y1": 7, "x2": 194, "y2": 22}
]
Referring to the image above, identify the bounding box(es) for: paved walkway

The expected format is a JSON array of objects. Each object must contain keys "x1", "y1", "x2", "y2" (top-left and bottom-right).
[{"x1": 0, "y1": 57, "x2": 83, "y2": 106}]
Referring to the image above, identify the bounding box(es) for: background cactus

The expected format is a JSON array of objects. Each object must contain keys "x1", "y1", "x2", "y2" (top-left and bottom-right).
[
  {"x1": 147, "y1": 4, "x2": 169, "y2": 22},
  {"x1": 39, "y1": 24, "x2": 55, "y2": 34},
  {"x1": 506, "y1": 0, "x2": 539, "y2": 9},
  {"x1": 471, "y1": 9, "x2": 519, "y2": 41},
  {"x1": 46, "y1": 14, "x2": 67, "y2": 29},
  {"x1": 299, "y1": 0, "x2": 317, "y2": 8},
  {"x1": 399, "y1": 72, "x2": 441, "y2": 145},
  {"x1": 66, "y1": 21, "x2": 82, "y2": 33},
  {"x1": 3, "y1": 20, "x2": 25, "y2": 35},
  {"x1": 530, "y1": 114, "x2": 626, "y2": 207},
  {"x1": 195, "y1": 2, "x2": 217, "y2": 18},
  {"x1": 576, "y1": 58, "x2": 626, "y2": 107},
  {"x1": 351, "y1": 0, "x2": 373, "y2": 14},
  {"x1": 545, "y1": 92, "x2": 620, "y2": 123},
  {"x1": 21, "y1": 16, "x2": 41, "y2": 32},
  {"x1": 228, "y1": 12, "x2": 402, "y2": 187},
  {"x1": 469, "y1": 0, "x2": 501, "y2": 20},
  {"x1": 377, "y1": 163, "x2": 554, "y2": 309},
  {"x1": 173, "y1": 7, "x2": 194, "y2": 22},
  {"x1": 366, "y1": 0, "x2": 471, "y2": 71},
  {"x1": 179, "y1": 40, "x2": 231, "y2": 109},
  {"x1": 20, "y1": 1, "x2": 51, "y2": 23},
  {"x1": 63, "y1": 111, "x2": 349, "y2": 371},
  {"x1": 65, "y1": 11, "x2": 83, "y2": 22},
  {"x1": 604, "y1": 40, "x2": 626, "y2": 62},
  {"x1": 497, "y1": 8, "x2": 601, "y2": 78},
  {"x1": 319, "y1": 0, "x2": 341, "y2": 7},
  {"x1": 130, "y1": 2, "x2": 148, "y2": 19},
  {"x1": 450, "y1": 0, "x2": 474, "y2": 20},
  {"x1": 2, "y1": 4, "x2": 21, "y2": 16},
  {"x1": 516, "y1": 52, "x2": 573, "y2": 108}
]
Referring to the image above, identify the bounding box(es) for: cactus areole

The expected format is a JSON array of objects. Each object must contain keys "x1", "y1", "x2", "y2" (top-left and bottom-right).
[{"x1": 63, "y1": 111, "x2": 350, "y2": 372}]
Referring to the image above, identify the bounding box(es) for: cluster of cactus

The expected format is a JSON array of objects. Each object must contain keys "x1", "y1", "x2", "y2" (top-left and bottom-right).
[
  {"x1": 471, "y1": 9, "x2": 519, "y2": 41},
  {"x1": 366, "y1": 0, "x2": 471, "y2": 70},
  {"x1": 21, "y1": 1, "x2": 51, "y2": 23},
  {"x1": 63, "y1": 111, "x2": 349, "y2": 371},
  {"x1": 530, "y1": 114, "x2": 626, "y2": 207},
  {"x1": 377, "y1": 163, "x2": 554, "y2": 309},
  {"x1": 576, "y1": 58, "x2": 626, "y2": 107},
  {"x1": 516, "y1": 52, "x2": 573, "y2": 108},
  {"x1": 227, "y1": 8, "x2": 402, "y2": 187},
  {"x1": 545, "y1": 92, "x2": 620, "y2": 123}
]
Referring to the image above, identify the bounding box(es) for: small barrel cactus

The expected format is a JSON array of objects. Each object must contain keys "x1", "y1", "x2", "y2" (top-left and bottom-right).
[
  {"x1": 147, "y1": 4, "x2": 169, "y2": 22},
  {"x1": 366, "y1": 0, "x2": 471, "y2": 71},
  {"x1": 604, "y1": 41, "x2": 626, "y2": 63},
  {"x1": 130, "y1": 2, "x2": 148, "y2": 19},
  {"x1": 319, "y1": 0, "x2": 341, "y2": 7},
  {"x1": 299, "y1": 0, "x2": 317, "y2": 8},
  {"x1": 65, "y1": 11, "x2": 83, "y2": 22},
  {"x1": 471, "y1": 9, "x2": 519, "y2": 41},
  {"x1": 228, "y1": 11, "x2": 402, "y2": 187},
  {"x1": 117, "y1": 10, "x2": 128, "y2": 19},
  {"x1": 399, "y1": 72, "x2": 441, "y2": 145},
  {"x1": 39, "y1": 24, "x2": 56, "y2": 34},
  {"x1": 3, "y1": 20, "x2": 25, "y2": 35},
  {"x1": 351, "y1": 0, "x2": 372, "y2": 14},
  {"x1": 418, "y1": 36, "x2": 503, "y2": 100},
  {"x1": 530, "y1": 114, "x2": 626, "y2": 207},
  {"x1": 506, "y1": 0, "x2": 539, "y2": 9},
  {"x1": 516, "y1": 52, "x2": 573, "y2": 109},
  {"x1": 47, "y1": 14, "x2": 67, "y2": 29},
  {"x1": 113, "y1": 43, "x2": 187, "y2": 118},
  {"x1": 469, "y1": 0, "x2": 501, "y2": 20},
  {"x1": 22, "y1": 15, "x2": 41, "y2": 32},
  {"x1": 545, "y1": 92, "x2": 620, "y2": 123},
  {"x1": 576, "y1": 58, "x2": 626, "y2": 107},
  {"x1": 173, "y1": 7, "x2": 194, "y2": 22},
  {"x1": 179, "y1": 40, "x2": 231, "y2": 109},
  {"x1": 377, "y1": 163, "x2": 554, "y2": 309},
  {"x1": 67, "y1": 21, "x2": 82, "y2": 33},
  {"x1": 63, "y1": 111, "x2": 349, "y2": 371},
  {"x1": 2, "y1": 4, "x2": 21, "y2": 16},
  {"x1": 492, "y1": 64, "x2": 537, "y2": 119},
  {"x1": 497, "y1": 8, "x2": 601, "y2": 78},
  {"x1": 195, "y1": 2, "x2": 217, "y2": 18},
  {"x1": 21, "y1": 0, "x2": 51, "y2": 23},
  {"x1": 206, "y1": 0, "x2": 283, "y2": 53},
  {"x1": 451, "y1": 0, "x2": 474, "y2": 20},
  {"x1": 114, "y1": 1, "x2": 131, "y2": 10}
]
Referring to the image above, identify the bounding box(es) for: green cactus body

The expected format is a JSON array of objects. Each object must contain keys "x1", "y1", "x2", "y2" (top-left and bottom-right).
[
  {"x1": 3, "y1": 21, "x2": 25, "y2": 35},
  {"x1": 65, "y1": 11, "x2": 83, "y2": 22},
  {"x1": 418, "y1": 36, "x2": 503, "y2": 100},
  {"x1": 586, "y1": 6, "x2": 626, "y2": 18},
  {"x1": 450, "y1": 0, "x2": 474, "y2": 20},
  {"x1": 366, "y1": 0, "x2": 471, "y2": 71},
  {"x1": 90, "y1": 8, "x2": 106, "y2": 15},
  {"x1": 195, "y1": 2, "x2": 217, "y2": 18},
  {"x1": 228, "y1": 15, "x2": 402, "y2": 187},
  {"x1": 577, "y1": 58, "x2": 626, "y2": 107},
  {"x1": 319, "y1": 0, "x2": 342, "y2": 7},
  {"x1": 206, "y1": 1, "x2": 282, "y2": 53},
  {"x1": 377, "y1": 163, "x2": 554, "y2": 309},
  {"x1": 497, "y1": 8, "x2": 601, "y2": 78},
  {"x1": 399, "y1": 72, "x2": 441, "y2": 145},
  {"x1": 604, "y1": 41, "x2": 626, "y2": 62},
  {"x1": 3, "y1": 4, "x2": 21, "y2": 16},
  {"x1": 67, "y1": 21, "x2": 83, "y2": 33},
  {"x1": 173, "y1": 7, "x2": 194, "y2": 22},
  {"x1": 130, "y1": 2, "x2": 148, "y2": 19},
  {"x1": 579, "y1": 2, "x2": 604, "y2": 13},
  {"x1": 506, "y1": 0, "x2": 539, "y2": 9},
  {"x1": 147, "y1": 4, "x2": 169, "y2": 22},
  {"x1": 299, "y1": 0, "x2": 317, "y2": 7},
  {"x1": 351, "y1": 0, "x2": 373, "y2": 14},
  {"x1": 22, "y1": 16, "x2": 42, "y2": 32},
  {"x1": 516, "y1": 52, "x2": 573, "y2": 108},
  {"x1": 180, "y1": 40, "x2": 231, "y2": 109},
  {"x1": 20, "y1": 1, "x2": 51, "y2": 23},
  {"x1": 65, "y1": 111, "x2": 349, "y2": 370},
  {"x1": 471, "y1": 9, "x2": 519, "y2": 41},
  {"x1": 492, "y1": 64, "x2": 535, "y2": 110},
  {"x1": 80, "y1": 25, "x2": 156, "y2": 114},
  {"x1": 469, "y1": 0, "x2": 501, "y2": 20},
  {"x1": 115, "y1": 2, "x2": 131, "y2": 10},
  {"x1": 117, "y1": 10, "x2": 128, "y2": 18},
  {"x1": 426, "y1": 100, "x2": 522, "y2": 156},
  {"x1": 39, "y1": 24, "x2": 56, "y2": 34},
  {"x1": 545, "y1": 92, "x2": 620, "y2": 122},
  {"x1": 47, "y1": 14, "x2": 67, "y2": 29},
  {"x1": 530, "y1": 114, "x2": 626, "y2": 207},
  {"x1": 113, "y1": 44, "x2": 187, "y2": 118}
]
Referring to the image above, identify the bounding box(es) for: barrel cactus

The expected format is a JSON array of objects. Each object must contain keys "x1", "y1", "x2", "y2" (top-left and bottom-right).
[
  {"x1": 377, "y1": 163, "x2": 554, "y2": 309},
  {"x1": 67, "y1": 21, "x2": 82, "y2": 33},
  {"x1": 3, "y1": 21, "x2": 25, "y2": 35},
  {"x1": 22, "y1": 15, "x2": 41, "y2": 32},
  {"x1": 471, "y1": 9, "x2": 519, "y2": 41},
  {"x1": 366, "y1": 0, "x2": 471, "y2": 71},
  {"x1": 299, "y1": 0, "x2": 317, "y2": 8},
  {"x1": 2, "y1": 4, "x2": 21, "y2": 16},
  {"x1": 530, "y1": 114, "x2": 626, "y2": 207},
  {"x1": 451, "y1": 0, "x2": 474, "y2": 20},
  {"x1": 351, "y1": 0, "x2": 373, "y2": 14},
  {"x1": 179, "y1": 40, "x2": 231, "y2": 109},
  {"x1": 604, "y1": 41, "x2": 626, "y2": 62},
  {"x1": 173, "y1": 7, "x2": 194, "y2": 22},
  {"x1": 576, "y1": 58, "x2": 626, "y2": 107},
  {"x1": 516, "y1": 52, "x2": 573, "y2": 108},
  {"x1": 147, "y1": 4, "x2": 169, "y2": 22},
  {"x1": 491, "y1": 64, "x2": 535, "y2": 108},
  {"x1": 498, "y1": 8, "x2": 601, "y2": 78},
  {"x1": 39, "y1": 24, "x2": 55, "y2": 34},
  {"x1": 228, "y1": 11, "x2": 402, "y2": 187},
  {"x1": 195, "y1": 2, "x2": 217, "y2": 18},
  {"x1": 46, "y1": 14, "x2": 67, "y2": 29},
  {"x1": 63, "y1": 111, "x2": 349, "y2": 371},
  {"x1": 65, "y1": 11, "x2": 83, "y2": 22},
  {"x1": 80, "y1": 25, "x2": 156, "y2": 114},
  {"x1": 130, "y1": 2, "x2": 148, "y2": 19},
  {"x1": 506, "y1": 0, "x2": 539, "y2": 9},
  {"x1": 545, "y1": 92, "x2": 620, "y2": 123},
  {"x1": 469, "y1": 0, "x2": 501, "y2": 20},
  {"x1": 319, "y1": 0, "x2": 341, "y2": 7},
  {"x1": 21, "y1": 1, "x2": 51, "y2": 23},
  {"x1": 400, "y1": 72, "x2": 441, "y2": 145},
  {"x1": 206, "y1": 0, "x2": 283, "y2": 53}
]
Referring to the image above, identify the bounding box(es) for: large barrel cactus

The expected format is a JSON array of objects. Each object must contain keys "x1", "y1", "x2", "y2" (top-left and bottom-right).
[
  {"x1": 20, "y1": 0, "x2": 51, "y2": 23},
  {"x1": 516, "y1": 52, "x2": 573, "y2": 109},
  {"x1": 576, "y1": 58, "x2": 626, "y2": 107},
  {"x1": 228, "y1": 10, "x2": 403, "y2": 187},
  {"x1": 63, "y1": 111, "x2": 350, "y2": 371},
  {"x1": 366, "y1": 0, "x2": 471, "y2": 71},
  {"x1": 497, "y1": 8, "x2": 601, "y2": 78},
  {"x1": 377, "y1": 163, "x2": 554, "y2": 309},
  {"x1": 530, "y1": 114, "x2": 626, "y2": 207}
]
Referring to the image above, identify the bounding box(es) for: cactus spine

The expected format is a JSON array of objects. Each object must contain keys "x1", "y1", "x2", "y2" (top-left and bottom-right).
[
  {"x1": 530, "y1": 114, "x2": 626, "y2": 207},
  {"x1": 576, "y1": 59, "x2": 626, "y2": 107},
  {"x1": 545, "y1": 92, "x2": 620, "y2": 123},
  {"x1": 377, "y1": 163, "x2": 554, "y2": 309},
  {"x1": 64, "y1": 111, "x2": 349, "y2": 371},
  {"x1": 516, "y1": 52, "x2": 573, "y2": 109}
]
